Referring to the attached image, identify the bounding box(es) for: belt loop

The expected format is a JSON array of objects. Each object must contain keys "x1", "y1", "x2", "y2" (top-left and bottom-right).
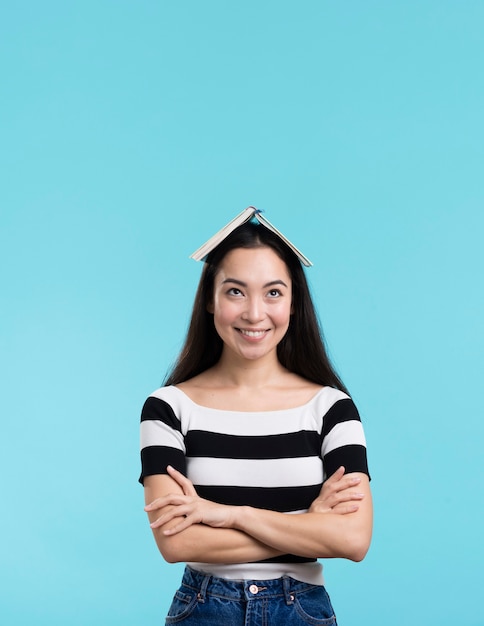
[
  {"x1": 282, "y1": 576, "x2": 295, "y2": 605},
  {"x1": 197, "y1": 573, "x2": 211, "y2": 603}
]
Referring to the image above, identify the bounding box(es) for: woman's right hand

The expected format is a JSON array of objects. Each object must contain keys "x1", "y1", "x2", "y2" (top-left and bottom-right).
[
  {"x1": 145, "y1": 466, "x2": 238, "y2": 535},
  {"x1": 309, "y1": 466, "x2": 365, "y2": 515}
]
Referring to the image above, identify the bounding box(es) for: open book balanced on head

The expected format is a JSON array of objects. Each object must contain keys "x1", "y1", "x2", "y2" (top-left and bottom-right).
[{"x1": 189, "y1": 206, "x2": 313, "y2": 268}]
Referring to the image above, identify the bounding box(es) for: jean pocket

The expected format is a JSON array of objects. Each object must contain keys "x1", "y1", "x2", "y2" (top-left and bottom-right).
[
  {"x1": 165, "y1": 588, "x2": 198, "y2": 624},
  {"x1": 293, "y1": 585, "x2": 337, "y2": 625}
]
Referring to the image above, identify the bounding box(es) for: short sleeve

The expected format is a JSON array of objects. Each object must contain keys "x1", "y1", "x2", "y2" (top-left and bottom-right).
[
  {"x1": 320, "y1": 398, "x2": 370, "y2": 480},
  {"x1": 139, "y1": 395, "x2": 187, "y2": 484}
]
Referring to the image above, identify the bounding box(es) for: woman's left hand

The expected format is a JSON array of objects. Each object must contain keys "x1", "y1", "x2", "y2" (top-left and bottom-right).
[
  {"x1": 309, "y1": 466, "x2": 365, "y2": 515},
  {"x1": 144, "y1": 466, "x2": 237, "y2": 535}
]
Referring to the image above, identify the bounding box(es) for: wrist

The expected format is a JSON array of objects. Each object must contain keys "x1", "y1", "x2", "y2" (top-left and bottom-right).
[{"x1": 231, "y1": 505, "x2": 251, "y2": 531}]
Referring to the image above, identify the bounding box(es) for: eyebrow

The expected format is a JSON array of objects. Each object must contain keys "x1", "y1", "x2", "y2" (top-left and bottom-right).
[{"x1": 221, "y1": 278, "x2": 289, "y2": 289}]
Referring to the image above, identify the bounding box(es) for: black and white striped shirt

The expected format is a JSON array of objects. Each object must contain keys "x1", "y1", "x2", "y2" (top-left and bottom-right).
[{"x1": 139, "y1": 385, "x2": 369, "y2": 583}]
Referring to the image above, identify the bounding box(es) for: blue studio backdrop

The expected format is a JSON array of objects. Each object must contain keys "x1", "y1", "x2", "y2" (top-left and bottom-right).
[{"x1": 1, "y1": 2, "x2": 483, "y2": 625}]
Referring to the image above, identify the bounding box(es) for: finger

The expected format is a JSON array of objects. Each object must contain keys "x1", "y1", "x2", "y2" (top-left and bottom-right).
[
  {"x1": 311, "y1": 489, "x2": 364, "y2": 513},
  {"x1": 167, "y1": 465, "x2": 198, "y2": 496},
  {"x1": 150, "y1": 503, "x2": 194, "y2": 528},
  {"x1": 320, "y1": 473, "x2": 361, "y2": 498},
  {"x1": 163, "y1": 517, "x2": 193, "y2": 535},
  {"x1": 329, "y1": 466, "x2": 346, "y2": 481},
  {"x1": 317, "y1": 467, "x2": 345, "y2": 496},
  {"x1": 326, "y1": 489, "x2": 365, "y2": 506},
  {"x1": 331, "y1": 503, "x2": 360, "y2": 515},
  {"x1": 331, "y1": 491, "x2": 365, "y2": 505},
  {"x1": 145, "y1": 494, "x2": 190, "y2": 511},
  {"x1": 344, "y1": 475, "x2": 362, "y2": 487},
  {"x1": 145, "y1": 497, "x2": 167, "y2": 511},
  {"x1": 163, "y1": 515, "x2": 196, "y2": 536}
]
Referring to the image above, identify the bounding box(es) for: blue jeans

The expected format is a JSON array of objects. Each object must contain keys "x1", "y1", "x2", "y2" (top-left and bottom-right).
[{"x1": 165, "y1": 566, "x2": 338, "y2": 625}]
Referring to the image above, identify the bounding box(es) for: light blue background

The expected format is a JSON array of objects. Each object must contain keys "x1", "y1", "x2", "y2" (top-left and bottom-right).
[{"x1": 1, "y1": 2, "x2": 483, "y2": 625}]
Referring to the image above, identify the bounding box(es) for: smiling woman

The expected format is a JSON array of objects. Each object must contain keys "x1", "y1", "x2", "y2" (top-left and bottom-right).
[
  {"x1": 139, "y1": 210, "x2": 372, "y2": 625},
  {"x1": 208, "y1": 247, "x2": 293, "y2": 364}
]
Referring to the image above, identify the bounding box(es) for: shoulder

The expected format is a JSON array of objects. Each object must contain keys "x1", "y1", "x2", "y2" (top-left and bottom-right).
[
  {"x1": 141, "y1": 385, "x2": 194, "y2": 425},
  {"x1": 273, "y1": 372, "x2": 324, "y2": 408},
  {"x1": 174, "y1": 373, "x2": 219, "y2": 407},
  {"x1": 309, "y1": 387, "x2": 363, "y2": 426}
]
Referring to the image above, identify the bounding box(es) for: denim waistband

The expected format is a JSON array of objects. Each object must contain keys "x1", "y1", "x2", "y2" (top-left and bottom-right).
[{"x1": 181, "y1": 565, "x2": 322, "y2": 604}]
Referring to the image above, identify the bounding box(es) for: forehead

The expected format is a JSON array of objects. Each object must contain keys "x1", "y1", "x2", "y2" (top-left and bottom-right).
[{"x1": 215, "y1": 247, "x2": 291, "y2": 283}]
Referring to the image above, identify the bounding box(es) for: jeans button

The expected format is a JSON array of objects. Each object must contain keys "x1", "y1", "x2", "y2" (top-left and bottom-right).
[{"x1": 249, "y1": 584, "x2": 259, "y2": 594}]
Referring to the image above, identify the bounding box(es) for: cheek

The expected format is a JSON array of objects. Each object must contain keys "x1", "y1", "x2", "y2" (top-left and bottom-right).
[
  {"x1": 273, "y1": 302, "x2": 292, "y2": 325},
  {"x1": 212, "y1": 300, "x2": 239, "y2": 326},
  {"x1": 212, "y1": 307, "x2": 239, "y2": 342}
]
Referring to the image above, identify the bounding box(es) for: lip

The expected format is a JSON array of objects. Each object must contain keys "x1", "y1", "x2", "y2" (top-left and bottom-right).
[{"x1": 236, "y1": 328, "x2": 269, "y2": 339}]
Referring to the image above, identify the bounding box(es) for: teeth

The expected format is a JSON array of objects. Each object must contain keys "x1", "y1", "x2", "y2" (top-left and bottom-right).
[{"x1": 239, "y1": 329, "x2": 266, "y2": 337}]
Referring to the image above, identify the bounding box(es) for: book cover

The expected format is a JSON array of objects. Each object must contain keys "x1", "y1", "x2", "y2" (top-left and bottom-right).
[{"x1": 190, "y1": 207, "x2": 312, "y2": 267}]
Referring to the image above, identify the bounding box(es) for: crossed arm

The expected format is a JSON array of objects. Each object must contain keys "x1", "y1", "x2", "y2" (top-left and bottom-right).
[{"x1": 143, "y1": 466, "x2": 372, "y2": 564}]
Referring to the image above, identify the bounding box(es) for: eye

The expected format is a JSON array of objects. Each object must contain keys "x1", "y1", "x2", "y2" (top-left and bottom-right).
[
  {"x1": 267, "y1": 289, "x2": 282, "y2": 298},
  {"x1": 227, "y1": 287, "x2": 243, "y2": 296}
]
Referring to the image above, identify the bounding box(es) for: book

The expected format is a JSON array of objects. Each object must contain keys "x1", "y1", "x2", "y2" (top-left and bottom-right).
[{"x1": 189, "y1": 206, "x2": 313, "y2": 267}]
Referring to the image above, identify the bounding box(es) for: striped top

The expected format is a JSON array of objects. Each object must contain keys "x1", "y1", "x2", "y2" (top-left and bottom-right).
[{"x1": 139, "y1": 385, "x2": 369, "y2": 584}]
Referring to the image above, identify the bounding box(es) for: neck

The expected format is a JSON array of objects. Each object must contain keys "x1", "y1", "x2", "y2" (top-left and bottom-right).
[{"x1": 212, "y1": 351, "x2": 287, "y2": 389}]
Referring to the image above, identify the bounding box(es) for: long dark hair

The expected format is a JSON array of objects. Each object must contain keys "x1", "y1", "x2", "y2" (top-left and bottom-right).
[{"x1": 164, "y1": 221, "x2": 348, "y2": 393}]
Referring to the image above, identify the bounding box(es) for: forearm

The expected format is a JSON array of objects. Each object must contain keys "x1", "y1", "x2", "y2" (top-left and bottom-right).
[
  {"x1": 146, "y1": 470, "x2": 372, "y2": 563},
  {"x1": 151, "y1": 523, "x2": 284, "y2": 564},
  {"x1": 152, "y1": 499, "x2": 372, "y2": 563},
  {"x1": 232, "y1": 506, "x2": 371, "y2": 562},
  {"x1": 145, "y1": 474, "x2": 283, "y2": 563}
]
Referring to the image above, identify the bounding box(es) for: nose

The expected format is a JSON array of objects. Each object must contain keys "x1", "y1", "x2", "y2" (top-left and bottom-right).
[{"x1": 241, "y1": 296, "x2": 265, "y2": 323}]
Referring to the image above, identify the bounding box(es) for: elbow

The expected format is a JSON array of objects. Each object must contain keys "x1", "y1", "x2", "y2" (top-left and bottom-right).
[
  {"x1": 161, "y1": 546, "x2": 181, "y2": 564},
  {"x1": 347, "y1": 543, "x2": 369, "y2": 563},
  {"x1": 155, "y1": 532, "x2": 186, "y2": 564},
  {"x1": 164, "y1": 553, "x2": 182, "y2": 564},
  {"x1": 313, "y1": 534, "x2": 371, "y2": 562},
  {"x1": 345, "y1": 532, "x2": 372, "y2": 562}
]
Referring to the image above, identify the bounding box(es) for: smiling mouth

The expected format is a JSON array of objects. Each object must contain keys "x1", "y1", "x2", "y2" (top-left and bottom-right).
[{"x1": 237, "y1": 328, "x2": 268, "y2": 338}]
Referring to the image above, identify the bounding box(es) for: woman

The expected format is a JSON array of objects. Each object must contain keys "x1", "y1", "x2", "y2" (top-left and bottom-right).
[{"x1": 140, "y1": 215, "x2": 372, "y2": 625}]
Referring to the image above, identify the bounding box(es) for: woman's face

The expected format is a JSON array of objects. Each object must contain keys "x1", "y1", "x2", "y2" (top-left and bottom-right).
[{"x1": 209, "y1": 246, "x2": 293, "y2": 364}]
